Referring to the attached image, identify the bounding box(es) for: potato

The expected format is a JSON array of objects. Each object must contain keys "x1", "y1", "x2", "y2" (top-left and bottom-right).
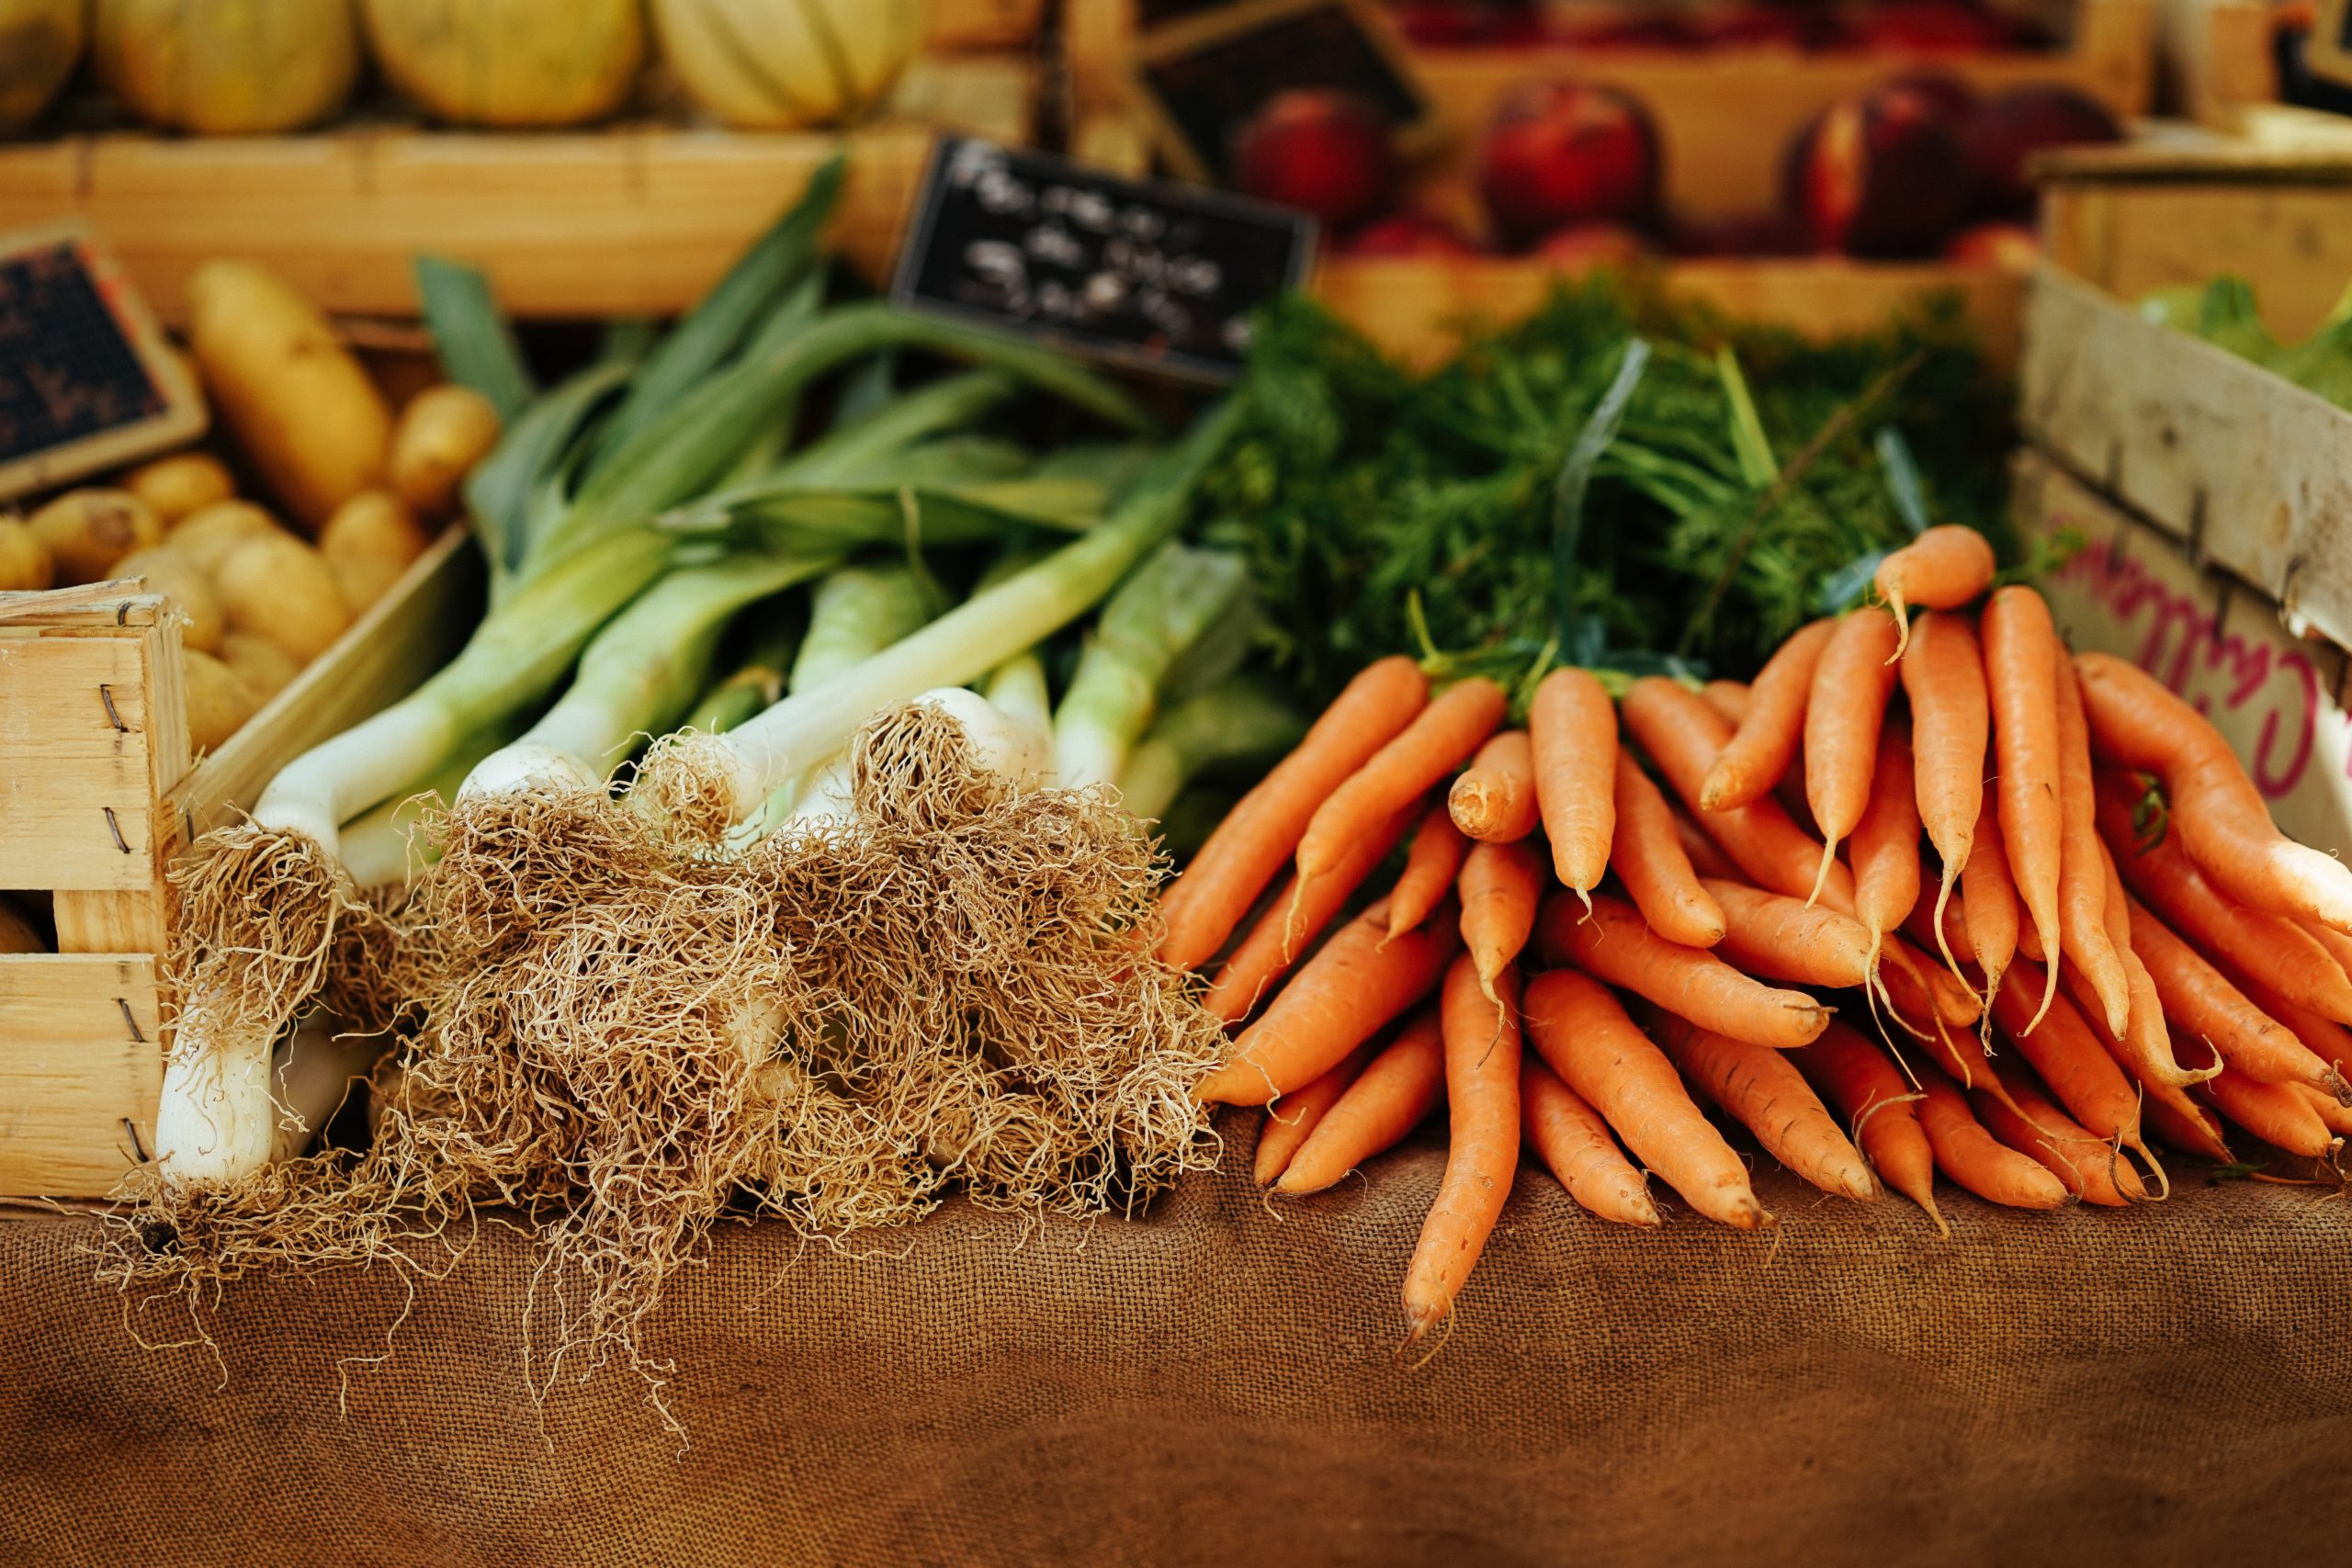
[
  {"x1": 27, "y1": 488, "x2": 164, "y2": 584},
  {"x1": 172, "y1": 500, "x2": 283, "y2": 573},
  {"x1": 186, "y1": 258, "x2": 392, "y2": 529},
  {"x1": 215, "y1": 532, "x2": 353, "y2": 662},
  {"x1": 124, "y1": 451, "x2": 237, "y2": 522},
  {"x1": 112, "y1": 545, "x2": 226, "y2": 652},
  {"x1": 183, "y1": 649, "x2": 260, "y2": 753},
  {"x1": 319, "y1": 490, "x2": 432, "y2": 610},
  {"x1": 389, "y1": 385, "x2": 502, "y2": 518},
  {"x1": 218, "y1": 631, "x2": 303, "y2": 702},
  {"x1": 0, "y1": 518, "x2": 53, "y2": 591}
]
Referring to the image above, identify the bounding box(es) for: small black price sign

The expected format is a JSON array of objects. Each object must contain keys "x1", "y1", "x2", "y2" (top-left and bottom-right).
[
  {"x1": 889, "y1": 135, "x2": 1317, "y2": 384},
  {"x1": 0, "y1": 224, "x2": 205, "y2": 503}
]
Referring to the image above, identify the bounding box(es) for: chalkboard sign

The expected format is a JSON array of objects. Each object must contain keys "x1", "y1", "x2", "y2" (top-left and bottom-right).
[
  {"x1": 890, "y1": 136, "x2": 1317, "y2": 383},
  {"x1": 0, "y1": 225, "x2": 206, "y2": 503},
  {"x1": 1134, "y1": 0, "x2": 1439, "y2": 184}
]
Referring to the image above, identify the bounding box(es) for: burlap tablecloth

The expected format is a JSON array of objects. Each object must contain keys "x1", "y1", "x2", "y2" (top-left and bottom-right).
[{"x1": 4, "y1": 1131, "x2": 2346, "y2": 1568}]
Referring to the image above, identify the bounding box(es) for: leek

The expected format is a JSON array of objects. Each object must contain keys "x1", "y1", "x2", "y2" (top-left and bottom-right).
[
  {"x1": 684, "y1": 611, "x2": 805, "y2": 735},
  {"x1": 1116, "y1": 681, "x2": 1307, "y2": 823},
  {"x1": 1049, "y1": 542, "x2": 1249, "y2": 789}
]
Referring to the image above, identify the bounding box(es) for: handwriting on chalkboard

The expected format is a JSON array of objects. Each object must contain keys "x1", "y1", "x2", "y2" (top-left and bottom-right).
[
  {"x1": 891, "y1": 137, "x2": 1316, "y2": 383},
  {"x1": 0, "y1": 243, "x2": 167, "y2": 466}
]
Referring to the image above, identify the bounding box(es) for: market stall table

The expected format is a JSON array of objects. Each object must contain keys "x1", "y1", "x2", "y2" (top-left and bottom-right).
[{"x1": 6, "y1": 1135, "x2": 2346, "y2": 1567}]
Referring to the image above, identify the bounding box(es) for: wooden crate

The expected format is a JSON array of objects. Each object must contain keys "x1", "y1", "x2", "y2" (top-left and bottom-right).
[
  {"x1": 2153, "y1": 0, "x2": 2275, "y2": 126},
  {"x1": 2020, "y1": 260, "x2": 2352, "y2": 654},
  {"x1": 0, "y1": 56, "x2": 1034, "y2": 322},
  {"x1": 930, "y1": 0, "x2": 1046, "y2": 51},
  {"x1": 0, "y1": 529, "x2": 481, "y2": 1198},
  {"x1": 2040, "y1": 139, "x2": 2352, "y2": 342},
  {"x1": 2014, "y1": 446, "x2": 2352, "y2": 852},
  {"x1": 1068, "y1": 0, "x2": 2154, "y2": 220}
]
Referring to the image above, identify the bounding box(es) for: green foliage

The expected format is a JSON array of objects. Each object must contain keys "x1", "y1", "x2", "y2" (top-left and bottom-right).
[{"x1": 1193, "y1": 278, "x2": 2015, "y2": 708}]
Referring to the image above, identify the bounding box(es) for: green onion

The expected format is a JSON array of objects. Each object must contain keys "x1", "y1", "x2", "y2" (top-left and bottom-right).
[
  {"x1": 1050, "y1": 542, "x2": 1249, "y2": 789},
  {"x1": 684, "y1": 610, "x2": 806, "y2": 736}
]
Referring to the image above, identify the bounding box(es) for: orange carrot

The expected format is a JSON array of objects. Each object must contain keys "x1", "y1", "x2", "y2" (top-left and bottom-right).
[
  {"x1": 1204, "y1": 802, "x2": 1418, "y2": 1025},
  {"x1": 2079, "y1": 966, "x2": 2233, "y2": 1156},
  {"x1": 1296, "y1": 675, "x2": 1506, "y2": 886},
  {"x1": 1874, "y1": 525, "x2": 1996, "y2": 657},
  {"x1": 2235, "y1": 974, "x2": 2352, "y2": 1092},
  {"x1": 1252, "y1": 1041, "x2": 1376, "y2": 1187},
  {"x1": 1700, "y1": 680, "x2": 1750, "y2": 728},
  {"x1": 1623, "y1": 677, "x2": 1856, "y2": 908},
  {"x1": 1537, "y1": 891, "x2": 1831, "y2": 1049},
  {"x1": 1901, "y1": 889, "x2": 1977, "y2": 968},
  {"x1": 2142, "y1": 1089, "x2": 2234, "y2": 1163},
  {"x1": 1162, "y1": 654, "x2": 1429, "y2": 970},
  {"x1": 2078, "y1": 650, "x2": 2352, "y2": 934},
  {"x1": 2128, "y1": 897, "x2": 2345, "y2": 1097},
  {"x1": 1877, "y1": 949, "x2": 1996, "y2": 1091},
  {"x1": 1448, "y1": 729, "x2": 1540, "y2": 843},
  {"x1": 1275, "y1": 1007, "x2": 1446, "y2": 1196},
  {"x1": 1401, "y1": 959, "x2": 1522, "y2": 1347},
  {"x1": 1804, "y1": 611, "x2": 1904, "y2": 901},
  {"x1": 2301, "y1": 919, "x2": 2352, "y2": 983},
  {"x1": 1973, "y1": 1062, "x2": 2144, "y2": 1207},
  {"x1": 1196, "y1": 899, "x2": 1461, "y2": 1105},
  {"x1": 1672, "y1": 805, "x2": 1740, "y2": 882},
  {"x1": 1983, "y1": 586, "x2": 2065, "y2": 1032},
  {"x1": 1387, "y1": 800, "x2": 1471, "y2": 939},
  {"x1": 1961, "y1": 810, "x2": 2020, "y2": 1003},
  {"x1": 1702, "y1": 878, "x2": 1874, "y2": 989},
  {"x1": 1527, "y1": 668, "x2": 1617, "y2": 905},
  {"x1": 1459, "y1": 837, "x2": 1545, "y2": 1003},
  {"x1": 1701, "y1": 617, "x2": 1838, "y2": 811},
  {"x1": 1518, "y1": 1055, "x2": 1658, "y2": 1226},
  {"x1": 1886, "y1": 935, "x2": 1984, "y2": 1030},
  {"x1": 1989, "y1": 959, "x2": 2148, "y2": 1154},
  {"x1": 2051, "y1": 653, "x2": 2130, "y2": 1037},
  {"x1": 2059, "y1": 947, "x2": 2210, "y2": 1091},
  {"x1": 2297, "y1": 1083, "x2": 2352, "y2": 1138},
  {"x1": 1613, "y1": 753, "x2": 1725, "y2": 948},
  {"x1": 1649, "y1": 1009, "x2": 1876, "y2": 1200},
  {"x1": 1900, "y1": 610, "x2": 1989, "y2": 971},
  {"x1": 2200, "y1": 1067, "x2": 2341, "y2": 1159},
  {"x1": 2095, "y1": 770, "x2": 2352, "y2": 1022},
  {"x1": 1912, "y1": 1070, "x2": 2071, "y2": 1209},
  {"x1": 1522, "y1": 969, "x2": 1770, "y2": 1229},
  {"x1": 1850, "y1": 716, "x2": 1923, "y2": 971},
  {"x1": 1796, "y1": 1020, "x2": 1942, "y2": 1230}
]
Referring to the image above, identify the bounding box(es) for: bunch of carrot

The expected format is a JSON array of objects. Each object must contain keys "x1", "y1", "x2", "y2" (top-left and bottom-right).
[{"x1": 1160, "y1": 523, "x2": 2352, "y2": 1348}]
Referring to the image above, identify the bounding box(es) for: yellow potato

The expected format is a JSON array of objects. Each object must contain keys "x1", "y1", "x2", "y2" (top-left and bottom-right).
[
  {"x1": 183, "y1": 649, "x2": 260, "y2": 753},
  {"x1": 112, "y1": 545, "x2": 226, "y2": 652},
  {"x1": 187, "y1": 259, "x2": 392, "y2": 530},
  {"x1": 172, "y1": 501, "x2": 283, "y2": 573},
  {"x1": 0, "y1": 518, "x2": 53, "y2": 592},
  {"x1": 0, "y1": 894, "x2": 43, "y2": 954},
  {"x1": 27, "y1": 488, "x2": 164, "y2": 585},
  {"x1": 218, "y1": 632, "x2": 303, "y2": 703},
  {"x1": 319, "y1": 490, "x2": 432, "y2": 610},
  {"x1": 123, "y1": 451, "x2": 237, "y2": 522},
  {"x1": 389, "y1": 385, "x2": 502, "y2": 518},
  {"x1": 215, "y1": 533, "x2": 354, "y2": 662}
]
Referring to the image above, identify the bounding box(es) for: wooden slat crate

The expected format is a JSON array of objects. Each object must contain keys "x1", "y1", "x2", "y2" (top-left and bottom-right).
[
  {"x1": 0, "y1": 529, "x2": 481, "y2": 1198},
  {"x1": 931, "y1": 0, "x2": 1046, "y2": 51},
  {"x1": 0, "y1": 56, "x2": 1035, "y2": 321},
  {"x1": 2153, "y1": 0, "x2": 2275, "y2": 127},
  {"x1": 2019, "y1": 260, "x2": 2352, "y2": 656}
]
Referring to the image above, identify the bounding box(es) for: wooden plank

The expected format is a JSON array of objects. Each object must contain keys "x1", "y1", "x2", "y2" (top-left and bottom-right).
[
  {"x1": 929, "y1": 0, "x2": 1045, "y2": 51},
  {"x1": 2019, "y1": 265, "x2": 2352, "y2": 651},
  {"x1": 1313, "y1": 256, "x2": 2024, "y2": 369},
  {"x1": 174, "y1": 525, "x2": 482, "y2": 835},
  {"x1": 2154, "y1": 0, "x2": 2277, "y2": 126},
  {"x1": 0, "y1": 634, "x2": 164, "y2": 892},
  {"x1": 0, "y1": 59, "x2": 1035, "y2": 321},
  {"x1": 0, "y1": 954, "x2": 163, "y2": 1198},
  {"x1": 51, "y1": 891, "x2": 168, "y2": 955},
  {"x1": 2013, "y1": 449, "x2": 2352, "y2": 854}
]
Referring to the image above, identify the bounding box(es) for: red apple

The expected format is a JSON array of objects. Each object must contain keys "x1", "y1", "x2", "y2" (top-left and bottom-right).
[
  {"x1": 1233, "y1": 89, "x2": 1396, "y2": 229},
  {"x1": 1791, "y1": 81, "x2": 1970, "y2": 255},
  {"x1": 1686, "y1": 5, "x2": 1815, "y2": 48},
  {"x1": 1884, "y1": 70, "x2": 1981, "y2": 129},
  {"x1": 1479, "y1": 82, "x2": 1662, "y2": 246},
  {"x1": 1388, "y1": 1, "x2": 1488, "y2": 47},
  {"x1": 1346, "y1": 213, "x2": 1483, "y2": 255},
  {"x1": 1534, "y1": 221, "x2": 1654, "y2": 267},
  {"x1": 1856, "y1": 0, "x2": 2012, "y2": 51},
  {"x1": 1963, "y1": 85, "x2": 2122, "y2": 215},
  {"x1": 1944, "y1": 220, "x2": 2041, "y2": 269}
]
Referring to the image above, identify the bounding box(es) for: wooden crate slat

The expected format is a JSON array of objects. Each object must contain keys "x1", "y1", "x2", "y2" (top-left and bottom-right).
[
  {"x1": 2020, "y1": 265, "x2": 2352, "y2": 652},
  {"x1": 0, "y1": 954, "x2": 163, "y2": 1197},
  {"x1": 0, "y1": 633, "x2": 167, "y2": 892},
  {"x1": 929, "y1": 0, "x2": 1045, "y2": 51}
]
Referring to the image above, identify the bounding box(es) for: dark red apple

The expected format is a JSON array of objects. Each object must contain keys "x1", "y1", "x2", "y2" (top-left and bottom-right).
[
  {"x1": 1884, "y1": 70, "x2": 1981, "y2": 128},
  {"x1": 1534, "y1": 221, "x2": 1654, "y2": 267},
  {"x1": 1963, "y1": 85, "x2": 2122, "y2": 215},
  {"x1": 1346, "y1": 213, "x2": 1483, "y2": 255},
  {"x1": 1790, "y1": 81, "x2": 1970, "y2": 255},
  {"x1": 1479, "y1": 82, "x2": 1662, "y2": 245},
  {"x1": 1233, "y1": 89, "x2": 1396, "y2": 229},
  {"x1": 1856, "y1": 0, "x2": 2012, "y2": 51},
  {"x1": 1685, "y1": 5, "x2": 1814, "y2": 48},
  {"x1": 1944, "y1": 220, "x2": 2041, "y2": 269},
  {"x1": 1388, "y1": 1, "x2": 1488, "y2": 47}
]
